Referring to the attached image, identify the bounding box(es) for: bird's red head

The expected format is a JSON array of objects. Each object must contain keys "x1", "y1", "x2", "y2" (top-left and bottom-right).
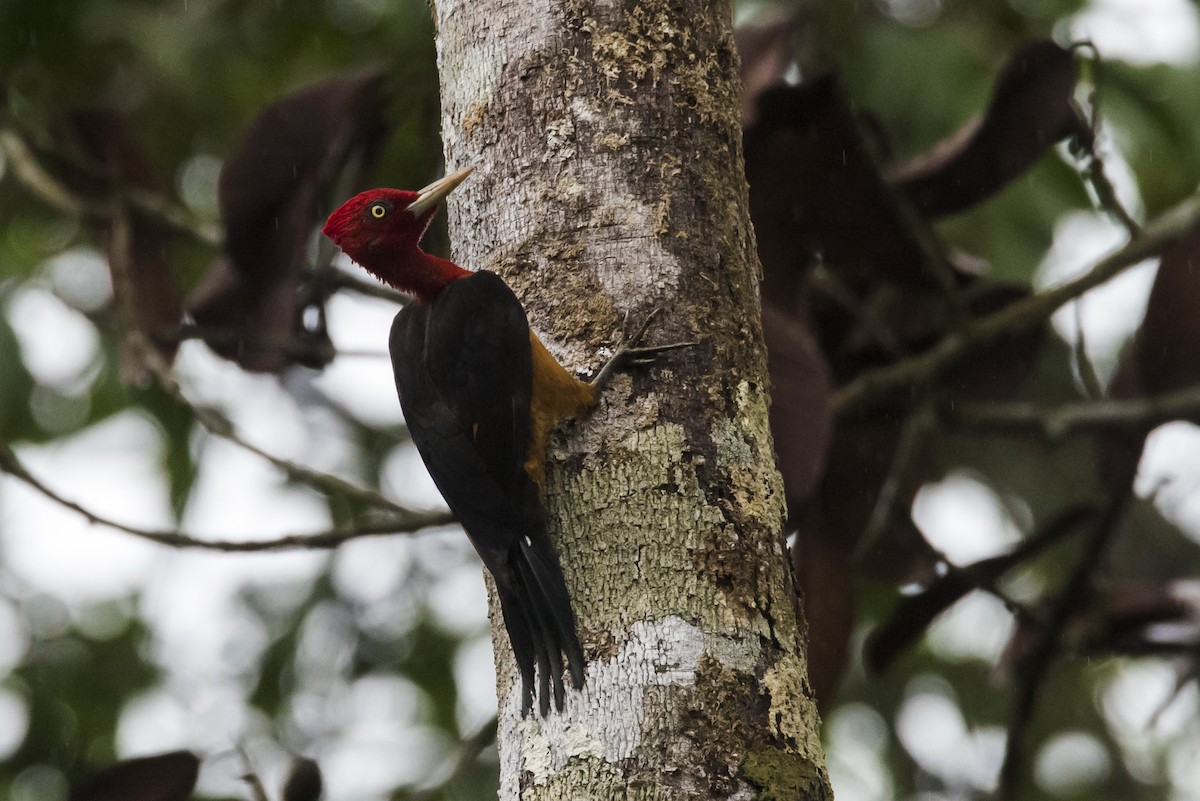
[
  {"x1": 322, "y1": 167, "x2": 474, "y2": 301},
  {"x1": 322, "y1": 188, "x2": 428, "y2": 262}
]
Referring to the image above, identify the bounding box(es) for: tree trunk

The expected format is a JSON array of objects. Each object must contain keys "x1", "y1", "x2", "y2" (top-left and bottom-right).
[{"x1": 431, "y1": 0, "x2": 831, "y2": 798}]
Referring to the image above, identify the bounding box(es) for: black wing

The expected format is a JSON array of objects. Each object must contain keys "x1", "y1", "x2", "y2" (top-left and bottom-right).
[
  {"x1": 390, "y1": 271, "x2": 584, "y2": 714},
  {"x1": 390, "y1": 270, "x2": 534, "y2": 558}
]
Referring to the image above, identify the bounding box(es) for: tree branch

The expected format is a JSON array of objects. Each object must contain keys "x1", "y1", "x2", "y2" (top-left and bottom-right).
[
  {"x1": 1070, "y1": 43, "x2": 1142, "y2": 237},
  {"x1": 138, "y1": 348, "x2": 405, "y2": 514},
  {"x1": 832, "y1": 189, "x2": 1200, "y2": 416},
  {"x1": 0, "y1": 125, "x2": 222, "y2": 246},
  {"x1": 0, "y1": 441, "x2": 453, "y2": 551},
  {"x1": 853, "y1": 398, "x2": 933, "y2": 562},
  {"x1": 943, "y1": 385, "x2": 1200, "y2": 437},
  {"x1": 6, "y1": 129, "x2": 426, "y2": 535},
  {"x1": 998, "y1": 491, "x2": 1129, "y2": 800},
  {"x1": 324, "y1": 269, "x2": 408, "y2": 303}
]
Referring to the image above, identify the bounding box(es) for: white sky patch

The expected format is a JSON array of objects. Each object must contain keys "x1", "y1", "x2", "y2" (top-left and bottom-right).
[
  {"x1": 1135, "y1": 422, "x2": 1200, "y2": 541},
  {"x1": 320, "y1": 684, "x2": 451, "y2": 801},
  {"x1": 895, "y1": 677, "x2": 1004, "y2": 792},
  {"x1": 332, "y1": 535, "x2": 415, "y2": 608},
  {"x1": 1102, "y1": 660, "x2": 1196, "y2": 736},
  {"x1": 0, "y1": 412, "x2": 168, "y2": 603},
  {"x1": 173, "y1": 343, "x2": 316, "y2": 464},
  {"x1": 1167, "y1": 728, "x2": 1200, "y2": 799},
  {"x1": 142, "y1": 555, "x2": 288, "y2": 675},
  {"x1": 1100, "y1": 661, "x2": 1199, "y2": 785},
  {"x1": 1034, "y1": 731, "x2": 1112, "y2": 796},
  {"x1": 926, "y1": 590, "x2": 1015, "y2": 665},
  {"x1": 826, "y1": 703, "x2": 894, "y2": 801},
  {"x1": 181, "y1": 437, "x2": 331, "y2": 538},
  {"x1": 313, "y1": 290, "x2": 406, "y2": 427},
  {"x1": 454, "y1": 634, "x2": 499, "y2": 733},
  {"x1": 1065, "y1": 0, "x2": 1200, "y2": 66},
  {"x1": 381, "y1": 443, "x2": 448, "y2": 511},
  {"x1": 44, "y1": 246, "x2": 112, "y2": 313},
  {"x1": 116, "y1": 688, "x2": 196, "y2": 754},
  {"x1": 6, "y1": 286, "x2": 101, "y2": 389},
  {"x1": 1034, "y1": 211, "x2": 1157, "y2": 384},
  {"x1": 0, "y1": 689, "x2": 29, "y2": 761},
  {"x1": 426, "y1": 558, "x2": 489, "y2": 635},
  {"x1": 912, "y1": 472, "x2": 1023, "y2": 564}
]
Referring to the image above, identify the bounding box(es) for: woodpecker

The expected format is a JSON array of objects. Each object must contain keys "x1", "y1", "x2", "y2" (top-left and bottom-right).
[{"x1": 322, "y1": 167, "x2": 672, "y2": 715}]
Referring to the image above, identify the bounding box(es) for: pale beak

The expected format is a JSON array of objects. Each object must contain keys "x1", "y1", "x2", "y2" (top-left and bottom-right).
[{"x1": 407, "y1": 165, "x2": 475, "y2": 218}]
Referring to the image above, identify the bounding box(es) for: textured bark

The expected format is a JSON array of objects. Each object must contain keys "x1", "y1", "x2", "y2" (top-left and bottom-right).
[{"x1": 431, "y1": 0, "x2": 831, "y2": 798}]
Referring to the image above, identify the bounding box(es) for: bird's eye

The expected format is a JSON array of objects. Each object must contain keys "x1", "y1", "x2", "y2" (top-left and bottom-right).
[{"x1": 369, "y1": 202, "x2": 388, "y2": 219}]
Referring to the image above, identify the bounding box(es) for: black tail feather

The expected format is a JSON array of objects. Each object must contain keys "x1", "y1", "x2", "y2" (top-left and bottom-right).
[
  {"x1": 491, "y1": 532, "x2": 586, "y2": 715},
  {"x1": 516, "y1": 549, "x2": 569, "y2": 713},
  {"x1": 519, "y1": 537, "x2": 586, "y2": 690},
  {"x1": 495, "y1": 583, "x2": 539, "y2": 716},
  {"x1": 534, "y1": 622, "x2": 552, "y2": 717}
]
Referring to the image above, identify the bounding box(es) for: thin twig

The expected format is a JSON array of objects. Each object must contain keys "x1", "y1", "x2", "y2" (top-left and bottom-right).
[
  {"x1": 0, "y1": 441, "x2": 452, "y2": 551},
  {"x1": 833, "y1": 188, "x2": 1200, "y2": 417},
  {"x1": 1071, "y1": 302, "x2": 1104, "y2": 401},
  {"x1": 326, "y1": 270, "x2": 408, "y2": 303},
  {"x1": 998, "y1": 490, "x2": 1129, "y2": 800},
  {"x1": 854, "y1": 398, "x2": 933, "y2": 563},
  {"x1": 943, "y1": 385, "x2": 1200, "y2": 438},
  {"x1": 139, "y1": 348, "x2": 404, "y2": 514},
  {"x1": 401, "y1": 717, "x2": 498, "y2": 801},
  {"x1": 0, "y1": 125, "x2": 222, "y2": 245},
  {"x1": 808, "y1": 263, "x2": 907, "y2": 359},
  {"x1": 237, "y1": 747, "x2": 271, "y2": 801},
  {"x1": 1069, "y1": 44, "x2": 1142, "y2": 237},
  {"x1": 171, "y1": 323, "x2": 337, "y2": 364},
  {"x1": 866, "y1": 505, "x2": 1093, "y2": 673},
  {"x1": 173, "y1": 324, "x2": 388, "y2": 359}
]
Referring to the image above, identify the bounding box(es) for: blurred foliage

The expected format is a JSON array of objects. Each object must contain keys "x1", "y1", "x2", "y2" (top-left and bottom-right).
[{"x1": 1, "y1": 0, "x2": 1200, "y2": 800}]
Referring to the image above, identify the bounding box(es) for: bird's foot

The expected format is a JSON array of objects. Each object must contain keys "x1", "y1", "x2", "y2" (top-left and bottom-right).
[{"x1": 590, "y1": 309, "x2": 696, "y2": 391}]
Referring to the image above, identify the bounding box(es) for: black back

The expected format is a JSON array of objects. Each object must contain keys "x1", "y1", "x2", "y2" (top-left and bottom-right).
[
  {"x1": 390, "y1": 271, "x2": 540, "y2": 568},
  {"x1": 389, "y1": 270, "x2": 585, "y2": 714}
]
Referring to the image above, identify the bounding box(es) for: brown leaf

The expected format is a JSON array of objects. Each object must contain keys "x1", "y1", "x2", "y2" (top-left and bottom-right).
[
  {"x1": 791, "y1": 515, "x2": 855, "y2": 709},
  {"x1": 1131, "y1": 221, "x2": 1200, "y2": 395},
  {"x1": 282, "y1": 757, "x2": 323, "y2": 801},
  {"x1": 745, "y1": 62, "x2": 1051, "y2": 706},
  {"x1": 69, "y1": 751, "x2": 199, "y2": 801},
  {"x1": 763, "y1": 305, "x2": 832, "y2": 513},
  {"x1": 734, "y1": 11, "x2": 799, "y2": 127},
  {"x1": 1101, "y1": 220, "x2": 1200, "y2": 488},
  {"x1": 890, "y1": 39, "x2": 1086, "y2": 219},
  {"x1": 63, "y1": 110, "x2": 183, "y2": 384},
  {"x1": 763, "y1": 306, "x2": 836, "y2": 707},
  {"x1": 783, "y1": 282, "x2": 1038, "y2": 699},
  {"x1": 187, "y1": 64, "x2": 390, "y2": 372},
  {"x1": 790, "y1": 416, "x2": 939, "y2": 707},
  {"x1": 745, "y1": 75, "x2": 934, "y2": 310}
]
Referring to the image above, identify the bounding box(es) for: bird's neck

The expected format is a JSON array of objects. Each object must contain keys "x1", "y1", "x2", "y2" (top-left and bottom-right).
[{"x1": 374, "y1": 247, "x2": 471, "y2": 303}]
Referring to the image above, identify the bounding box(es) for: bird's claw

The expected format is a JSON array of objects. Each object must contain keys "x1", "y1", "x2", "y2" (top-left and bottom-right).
[
  {"x1": 620, "y1": 308, "x2": 660, "y2": 349},
  {"x1": 590, "y1": 309, "x2": 694, "y2": 390}
]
